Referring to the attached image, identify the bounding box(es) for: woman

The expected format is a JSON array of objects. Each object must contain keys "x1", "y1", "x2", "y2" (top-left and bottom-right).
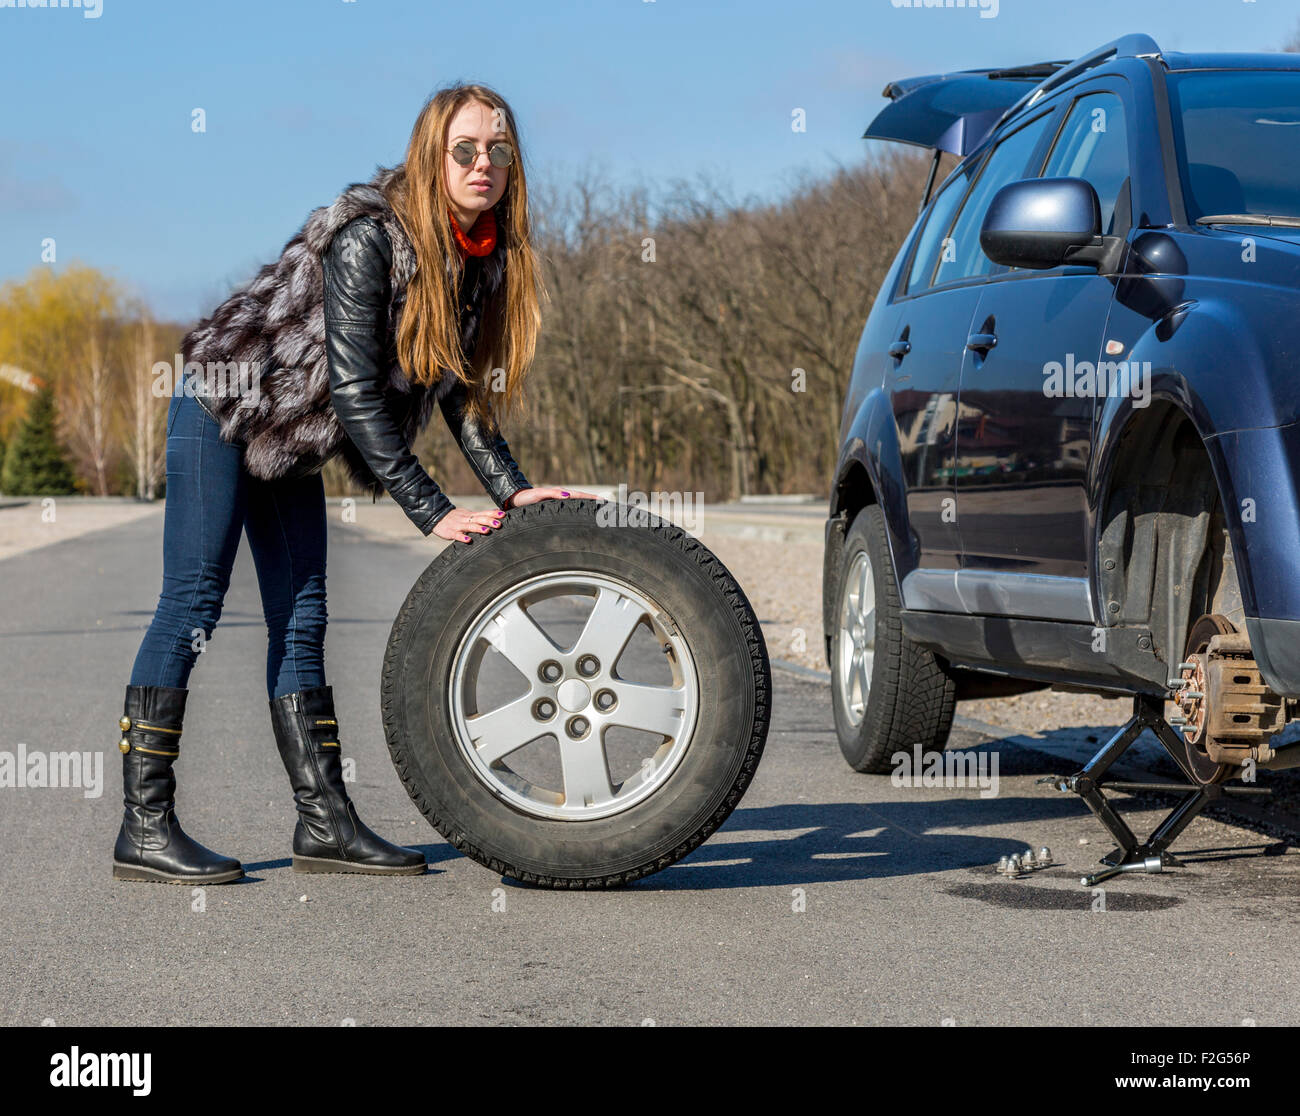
[{"x1": 115, "y1": 82, "x2": 596, "y2": 884}]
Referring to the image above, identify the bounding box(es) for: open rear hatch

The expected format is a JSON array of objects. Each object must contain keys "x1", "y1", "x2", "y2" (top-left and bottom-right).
[{"x1": 865, "y1": 63, "x2": 1066, "y2": 207}]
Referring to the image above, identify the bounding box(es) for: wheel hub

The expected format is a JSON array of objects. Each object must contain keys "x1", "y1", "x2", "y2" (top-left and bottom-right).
[
  {"x1": 555, "y1": 678, "x2": 591, "y2": 713},
  {"x1": 1175, "y1": 651, "x2": 1210, "y2": 747}
]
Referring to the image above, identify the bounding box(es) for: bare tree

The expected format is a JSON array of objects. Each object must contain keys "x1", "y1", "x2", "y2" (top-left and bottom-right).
[
  {"x1": 120, "y1": 310, "x2": 167, "y2": 499},
  {"x1": 488, "y1": 151, "x2": 926, "y2": 500},
  {"x1": 62, "y1": 325, "x2": 117, "y2": 496}
]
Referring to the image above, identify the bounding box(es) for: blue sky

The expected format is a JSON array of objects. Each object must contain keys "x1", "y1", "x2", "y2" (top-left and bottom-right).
[{"x1": 2, "y1": 0, "x2": 1297, "y2": 322}]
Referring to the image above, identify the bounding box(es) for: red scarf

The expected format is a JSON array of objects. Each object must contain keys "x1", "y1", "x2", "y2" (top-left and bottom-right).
[{"x1": 449, "y1": 205, "x2": 497, "y2": 263}]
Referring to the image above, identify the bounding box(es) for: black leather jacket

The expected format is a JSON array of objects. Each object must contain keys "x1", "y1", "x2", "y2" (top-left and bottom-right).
[
  {"x1": 320, "y1": 215, "x2": 532, "y2": 533},
  {"x1": 193, "y1": 216, "x2": 532, "y2": 533}
]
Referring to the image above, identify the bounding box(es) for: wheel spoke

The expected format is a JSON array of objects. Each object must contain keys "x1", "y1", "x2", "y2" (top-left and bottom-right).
[
  {"x1": 575, "y1": 587, "x2": 644, "y2": 672},
  {"x1": 840, "y1": 565, "x2": 857, "y2": 628},
  {"x1": 466, "y1": 693, "x2": 543, "y2": 765},
  {"x1": 484, "y1": 600, "x2": 563, "y2": 677},
  {"x1": 857, "y1": 557, "x2": 872, "y2": 617},
  {"x1": 855, "y1": 653, "x2": 872, "y2": 706},
  {"x1": 557, "y1": 734, "x2": 613, "y2": 808},
  {"x1": 604, "y1": 680, "x2": 689, "y2": 739}
]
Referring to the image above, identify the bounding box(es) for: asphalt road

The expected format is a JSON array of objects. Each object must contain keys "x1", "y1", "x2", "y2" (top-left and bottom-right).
[{"x1": 2, "y1": 510, "x2": 1297, "y2": 1026}]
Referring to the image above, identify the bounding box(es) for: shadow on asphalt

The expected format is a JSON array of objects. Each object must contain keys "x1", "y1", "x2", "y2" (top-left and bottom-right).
[
  {"x1": 630, "y1": 730, "x2": 1296, "y2": 892},
  {"x1": 358, "y1": 728, "x2": 1299, "y2": 894},
  {"x1": 628, "y1": 797, "x2": 1083, "y2": 890}
]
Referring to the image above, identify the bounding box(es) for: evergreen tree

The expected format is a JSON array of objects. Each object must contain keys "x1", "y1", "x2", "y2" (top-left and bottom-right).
[{"x1": 0, "y1": 386, "x2": 77, "y2": 495}]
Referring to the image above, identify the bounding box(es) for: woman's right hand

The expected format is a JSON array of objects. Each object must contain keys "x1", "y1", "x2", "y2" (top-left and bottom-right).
[{"x1": 431, "y1": 506, "x2": 505, "y2": 544}]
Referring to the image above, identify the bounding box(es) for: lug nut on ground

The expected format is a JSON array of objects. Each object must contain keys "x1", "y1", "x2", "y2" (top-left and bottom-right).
[{"x1": 996, "y1": 845, "x2": 1054, "y2": 876}]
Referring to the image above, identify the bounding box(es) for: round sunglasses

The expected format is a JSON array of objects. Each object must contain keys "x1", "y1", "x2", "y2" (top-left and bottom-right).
[{"x1": 448, "y1": 140, "x2": 514, "y2": 168}]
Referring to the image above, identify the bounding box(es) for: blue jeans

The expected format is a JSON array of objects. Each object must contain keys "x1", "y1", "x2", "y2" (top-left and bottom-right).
[{"x1": 130, "y1": 390, "x2": 328, "y2": 700}]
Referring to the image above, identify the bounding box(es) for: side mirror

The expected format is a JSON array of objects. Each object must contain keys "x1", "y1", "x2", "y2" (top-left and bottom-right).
[{"x1": 979, "y1": 177, "x2": 1108, "y2": 270}]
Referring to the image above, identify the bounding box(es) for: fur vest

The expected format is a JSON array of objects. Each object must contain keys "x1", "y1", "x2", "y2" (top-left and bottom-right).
[{"x1": 180, "y1": 164, "x2": 505, "y2": 498}]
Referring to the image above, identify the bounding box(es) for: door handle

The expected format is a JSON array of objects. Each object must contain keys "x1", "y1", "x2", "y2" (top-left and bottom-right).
[
  {"x1": 888, "y1": 339, "x2": 912, "y2": 360},
  {"x1": 966, "y1": 332, "x2": 998, "y2": 354}
]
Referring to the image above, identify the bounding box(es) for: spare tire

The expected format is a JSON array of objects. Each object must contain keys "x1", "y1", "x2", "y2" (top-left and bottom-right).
[{"x1": 381, "y1": 498, "x2": 770, "y2": 887}]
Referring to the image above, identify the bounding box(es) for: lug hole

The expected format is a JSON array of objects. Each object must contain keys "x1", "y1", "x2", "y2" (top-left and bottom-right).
[
  {"x1": 566, "y1": 715, "x2": 590, "y2": 739},
  {"x1": 576, "y1": 655, "x2": 600, "y2": 677},
  {"x1": 594, "y1": 689, "x2": 616, "y2": 712},
  {"x1": 539, "y1": 660, "x2": 563, "y2": 683},
  {"x1": 533, "y1": 698, "x2": 556, "y2": 721}
]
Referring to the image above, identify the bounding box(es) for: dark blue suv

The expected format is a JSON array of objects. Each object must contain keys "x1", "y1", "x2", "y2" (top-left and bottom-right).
[{"x1": 824, "y1": 34, "x2": 1300, "y2": 797}]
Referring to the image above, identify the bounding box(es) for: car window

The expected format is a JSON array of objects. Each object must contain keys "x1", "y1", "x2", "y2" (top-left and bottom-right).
[
  {"x1": 1166, "y1": 71, "x2": 1300, "y2": 221},
  {"x1": 1040, "y1": 91, "x2": 1130, "y2": 234},
  {"x1": 930, "y1": 111, "x2": 1055, "y2": 287},
  {"x1": 904, "y1": 166, "x2": 974, "y2": 295}
]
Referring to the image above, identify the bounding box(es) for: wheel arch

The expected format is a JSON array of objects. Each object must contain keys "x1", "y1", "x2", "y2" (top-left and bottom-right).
[{"x1": 1093, "y1": 395, "x2": 1246, "y2": 677}]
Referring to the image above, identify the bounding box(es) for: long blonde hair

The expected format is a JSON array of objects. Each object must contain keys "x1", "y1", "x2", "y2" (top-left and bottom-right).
[{"x1": 382, "y1": 83, "x2": 542, "y2": 432}]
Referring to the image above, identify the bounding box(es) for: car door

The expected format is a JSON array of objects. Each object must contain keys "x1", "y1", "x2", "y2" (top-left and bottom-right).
[
  {"x1": 888, "y1": 107, "x2": 1058, "y2": 612},
  {"x1": 953, "y1": 86, "x2": 1133, "y2": 621},
  {"x1": 885, "y1": 165, "x2": 976, "y2": 597}
]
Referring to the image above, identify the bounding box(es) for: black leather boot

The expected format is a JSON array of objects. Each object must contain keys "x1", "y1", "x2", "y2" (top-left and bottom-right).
[
  {"x1": 112, "y1": 684, "x2": 244, "y2": 884},
  {"x1": 269, "y1": 685, "x2": 426, "y2": 875}
]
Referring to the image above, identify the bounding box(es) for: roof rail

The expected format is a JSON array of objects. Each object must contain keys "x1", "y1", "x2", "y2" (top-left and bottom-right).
[{"x1": 991, "y1": 33, "x2": 1162, "y2": 132}]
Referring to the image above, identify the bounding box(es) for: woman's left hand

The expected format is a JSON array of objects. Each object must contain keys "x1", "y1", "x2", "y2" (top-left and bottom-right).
[{"x1": 506, "y1": 485, "x2": 601, "y2": 509}]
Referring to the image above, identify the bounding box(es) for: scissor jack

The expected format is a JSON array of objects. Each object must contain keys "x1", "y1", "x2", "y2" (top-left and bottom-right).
[{"x1": 1038, "y1": 693, "x2": 1272, "y2": 886}]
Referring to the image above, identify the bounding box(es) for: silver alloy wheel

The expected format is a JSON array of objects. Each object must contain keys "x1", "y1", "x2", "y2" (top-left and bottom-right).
[
  {"x1": 837, "y1": 550, "x2": 876, "y2": 727},
  {"x1": 449, "y1": 570, "x2": 700, "y2": 821}
]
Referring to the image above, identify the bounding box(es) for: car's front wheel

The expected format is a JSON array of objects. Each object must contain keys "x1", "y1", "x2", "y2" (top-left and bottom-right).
[{"x1": 830, "y1": 504, "x2": 956, "y2": 772}]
